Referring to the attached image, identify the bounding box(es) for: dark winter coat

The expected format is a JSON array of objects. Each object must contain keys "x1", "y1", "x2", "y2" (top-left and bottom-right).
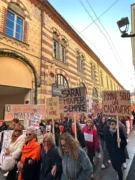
[
  {"x1": 77, "y1": 131, "x2": 86, "y2": 148},
  {"x1": 97, "y1": 121, "x2": 107, "y2": 141},
  {"x1": 22, "y1": 158, "x2": 40, "y2": 180},
  {"x1": 40, "y1": 144, "x2": 62, "y2": 180},
  {"x1": 0, "y1": 123, "x2": 11, "y2": 132},
  {"x1": 105, "y1": 128, "x2": 127, "y2": 166}
]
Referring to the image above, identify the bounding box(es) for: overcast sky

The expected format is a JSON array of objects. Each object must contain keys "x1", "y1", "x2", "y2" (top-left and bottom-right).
[{"x1": 48, "y1": 0, "x2": 135, "y2": 91}]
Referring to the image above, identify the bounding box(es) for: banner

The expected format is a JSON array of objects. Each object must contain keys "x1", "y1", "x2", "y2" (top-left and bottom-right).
[
  {"x1": 46, "y1": 97, "x2": 60, "y2": 119},
  {"x1": 0, "y1": 130, "x2": 13, "y2": 166},
  {"x1": 4, "y1": 104, "x2": 45, "y2": 121},
  {"x1": 102, "y1": 90, "x2": 131, "y2": 116},
  {"x1": 61, "y1": 87, "x2": 87, "y2": 113}
]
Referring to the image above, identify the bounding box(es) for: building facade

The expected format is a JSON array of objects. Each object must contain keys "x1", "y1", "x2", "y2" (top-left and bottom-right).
[
  {"x1": 131, "y1": 3, "x2": 135, "y2": 69},
  {"x1": 0, "y1": 0, "x2": 124, "y2": 119}
]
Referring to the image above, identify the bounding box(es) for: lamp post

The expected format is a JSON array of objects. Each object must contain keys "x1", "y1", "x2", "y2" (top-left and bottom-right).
[{"x1": 117, "y1": 17, "x2": 135, "y2": 38}]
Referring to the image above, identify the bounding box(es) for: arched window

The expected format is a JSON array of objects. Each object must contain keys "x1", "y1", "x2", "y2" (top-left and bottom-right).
[
  {"x1": 53, "y1": 32, "x2": 67, "y2": 62},
  {"x1": 91, "y1": 64, "x2": 95, "y2": 80},
  {"x1": 5, "y1": 3, "x2": 24, "y2": 41},
  {"x1": 53, "y1": 32, "x2": 59, "y2": 59},
  {"x1": 52, "y1": 74, "x2": 68, "y2": 96},
  {"x1": 110, "y1": 80, "x2": 113, "y2": 90},
  {"x1": 100, "y1": 71, "x2": 104, "y2": 86},
  {"x1": 106, "y1": 76, "x2": 109, "y2": 89},
  {"x1": 77, "y1": 53, "x2": 84, "y2": 72},
  {"x1": 79, "y1": 82, "x2": 87, "y2": 94},
  {"x1": 92, "y1": 87, "x2": 98, "y2": 102}
]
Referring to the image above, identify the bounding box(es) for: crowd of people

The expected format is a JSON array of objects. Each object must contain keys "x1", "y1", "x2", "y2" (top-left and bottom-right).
[{"x1": 0, "y1": 112, "x2": 134, "y2": 180}]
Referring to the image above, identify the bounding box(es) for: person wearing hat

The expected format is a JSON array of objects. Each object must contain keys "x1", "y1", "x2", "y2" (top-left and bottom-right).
[
  {"x1": 82, "y1": 118, "x2": 99, "y2": 165},
  {"x1": 104, "y1": 119, "x2": 127, "y2": 180}
]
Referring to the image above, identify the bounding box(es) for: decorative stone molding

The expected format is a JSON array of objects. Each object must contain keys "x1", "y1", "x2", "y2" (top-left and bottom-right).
[
  {"x1": 5, "y1": 0, "x2": 30, "y2": 19},
  {"x1": 0, "y1": 32, "x2": 29, "y2": 50}
]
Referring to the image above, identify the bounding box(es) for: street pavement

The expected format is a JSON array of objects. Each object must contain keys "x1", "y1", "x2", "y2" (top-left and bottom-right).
[{"x1": 0, "y1": 129, "x2": 135, "y2": 180}]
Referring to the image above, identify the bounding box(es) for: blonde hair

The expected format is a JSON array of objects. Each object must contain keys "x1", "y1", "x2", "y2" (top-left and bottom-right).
[
  {"x1": 43, "y1": 133, "x2": 54, "y2": 146},
  {"x1": 11, "y1": 126, "x2": 23, "y2": 142},
  {"x1": 59, "y1": 133, "x2": 80, "y2": 160}
]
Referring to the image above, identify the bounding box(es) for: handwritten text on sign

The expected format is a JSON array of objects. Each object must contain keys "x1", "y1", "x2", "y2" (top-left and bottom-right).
[
  {"x1": 46, "y1": 96, "x2": 60, "y2": 119},
  {"x1": 4, "y1": 105, "x2": 45, "y2": 121},
  {"x1": 62, "y1": 87, "x2": 86, "y2": 112},
  {"x1": 102, "y1": 91, "x2": 131, "y2": 116}
]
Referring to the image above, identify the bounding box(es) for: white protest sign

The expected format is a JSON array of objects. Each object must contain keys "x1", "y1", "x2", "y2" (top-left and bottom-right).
[
  {"x1": 0, "y1": 130, "x2": 13, "y2": 166},
  {"x1": 61, "y1": 87, "x2": 87, "y2": 113},
  {"x1": 30, "y1": 114, "x2": 42, "y2": 129},
  {"x1": 46, "y1": 97, "x2": 60, "y2": 119},
  {"x1": 102, "y1": 90, "x2": 131, "y2": 116}
]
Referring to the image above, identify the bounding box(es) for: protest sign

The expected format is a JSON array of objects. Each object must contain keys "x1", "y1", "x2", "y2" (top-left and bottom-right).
[
  {"x1": 4, "y1": 104, "x2": 45, "y2": 121},
  {"x1": 102, "y1": 90, "x2": 131, "y2": 116},
  {"x1": 86, "y1": 98, "x2": 93, "y2": 114},
  {"x1": 61, "y1": 87, "x2": 87, "y2": 113},
  {"x1": 0, "y1": 130, "x2": 13, "y2": 166},
  {"x1": 30, "y1": 114, "x2": 42, "y2": 129},
  {"x1": 46, "y1": 97, "x2": 60, "y2": 119},
  {"x1": 92, "y1": 102, "x2": 102, "y2": 115}
]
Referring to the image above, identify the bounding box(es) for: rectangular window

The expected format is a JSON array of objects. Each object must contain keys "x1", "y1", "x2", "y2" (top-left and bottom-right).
[
  {"x1": 5, "y1": 11, "x2": 23, "y2": 41},
  {"x1": 53, "y1": 39, "x2": 59, "y2": 58},
  {"x1": 60, "y1": 44, "x2": 65, "y2": 62}
]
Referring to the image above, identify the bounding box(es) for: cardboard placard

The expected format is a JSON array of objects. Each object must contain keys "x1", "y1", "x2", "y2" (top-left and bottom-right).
[
  {"x1": 102, "y1": 90, "x2": 131, "y2": 116},
  {"x1": 4, "y1": 105, "x2": 45, "y2": 121},
  {"x1": 92, "y1": 102, "x2": 102, "y2": 115},
  {"x1": 61, "y1": 87, "x2": 87, "y2": 112},
  {"x1": 46, "y1": 97, "x2": 60, "y2": 119}
]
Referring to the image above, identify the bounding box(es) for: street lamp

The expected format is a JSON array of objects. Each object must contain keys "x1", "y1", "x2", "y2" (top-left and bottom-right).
[{"x1": 117, "y1": 17, "x2": 135, "y2": 38}]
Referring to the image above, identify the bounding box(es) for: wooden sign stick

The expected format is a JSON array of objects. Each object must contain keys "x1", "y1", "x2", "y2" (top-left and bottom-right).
[
  {"x1": 74, "y1": 113, "x2": 77, "y2": 140},
  {"x1": 52, "y1": 119, "x2": 56, "y2": 144}
]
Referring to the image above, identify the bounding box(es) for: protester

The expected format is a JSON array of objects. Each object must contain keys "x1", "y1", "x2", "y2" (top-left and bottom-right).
[
  {"x1": 62, "y1": 116, "x2": 72, "y2": 133},
  {"x1": 17, "y1": 127, "x2": 40, "y2": 180},
  {"x1": 71, "y1": 122, "x2": 86, "y2": 148},
  {"x1": 59, "y1": 133, "x2": 93, "y2": 180},
  {"x1": 4, "y1": 126, "x2": 25, "y2": 180},
  {"x1": 98, "y1": 116, "x2": 110, "y2": 169},
  {"x1": 82, "y1": 118, "x2": 99, "y2": 166},
  {"x1": 40, "y1": 133, "x2": 62, "y2": 180},
  {"x1": 12, "y1": 118, "x2": 25, "y2": 130},
  {"x1": 0, "y1": 120, "x2": 11, "y2": 132},
  {"x1": 105, "y1": 119, "x2": 127, "y2": 180},
  {"x1": 54, "y1": 121, "x2": 60, "y2": 146}
]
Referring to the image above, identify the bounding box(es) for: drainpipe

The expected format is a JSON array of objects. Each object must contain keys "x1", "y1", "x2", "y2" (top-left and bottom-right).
[{"x1": 39, "y1": 0, "x2": 48, "y2": 86}]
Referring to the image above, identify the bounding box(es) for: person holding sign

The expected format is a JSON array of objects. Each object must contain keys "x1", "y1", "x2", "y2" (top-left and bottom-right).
[
  {"x1": 59, "y1": 133, "x2": 93, "y2": 180},
  {"x1": 104, "y1": 119, "x2": 127, "y2": 180},
  {"x1": 82, "y1": 118, "x2": 99, "y2": 166}
]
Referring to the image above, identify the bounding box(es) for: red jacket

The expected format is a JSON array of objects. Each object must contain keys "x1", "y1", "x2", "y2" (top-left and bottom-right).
[{"x1": 82, "y1": 125, "x2": 99, "y2": 151}]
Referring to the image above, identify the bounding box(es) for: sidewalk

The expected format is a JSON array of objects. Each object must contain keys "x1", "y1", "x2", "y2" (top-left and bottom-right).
[{"x1": 94, "y1": 129, "x2": 135, "y2": 180}]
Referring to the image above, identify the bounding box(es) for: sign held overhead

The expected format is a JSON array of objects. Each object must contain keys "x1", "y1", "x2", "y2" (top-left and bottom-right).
[
  {"x1": 102, "y1": 90, "x2": 131, "y2": 116},
  {"x1": 61, "y1": 87, "x2": 87, "y2": 112}
]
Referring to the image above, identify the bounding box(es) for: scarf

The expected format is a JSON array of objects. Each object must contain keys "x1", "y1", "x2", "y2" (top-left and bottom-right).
[
  {"x1": 44, "y1": 145, "x2": 52, "y2": 152},
  {"x1": 18, "y1": 138, "x2": 40, "y2": 180},
  {"x1": 109, "y1": 128, "x2": 117, "y2": 134}
]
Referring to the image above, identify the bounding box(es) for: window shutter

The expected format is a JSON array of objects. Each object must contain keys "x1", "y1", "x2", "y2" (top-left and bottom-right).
[
  {"x1": 1, "y1": 7, "x2": 7, "y2": 33},
  {"x1": 23, "y1": 21, "x2": 28, "y2": 43}
]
